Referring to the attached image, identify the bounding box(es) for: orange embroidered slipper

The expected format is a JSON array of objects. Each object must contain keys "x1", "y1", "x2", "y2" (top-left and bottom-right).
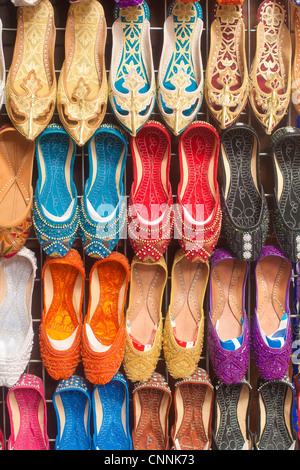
[
  {"x1": 171, "y1": 368, "x2": 214, "y2": 450},
  {"x1": 39, "y1": 249, "x2": 85, "y2": 380},
  {"x1": 81, "y1": 252, "x2": 130, "y2": 385}
]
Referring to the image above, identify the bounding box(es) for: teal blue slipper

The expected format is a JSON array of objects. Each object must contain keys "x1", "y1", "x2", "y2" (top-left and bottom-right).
[
  {"x1": 92, "y1": 372, "x2": 132, "y2": 450},
  {"x1": 108, "y1": 1, "x2": 156, "y2": 136},
  {"x1": 33, "y1": 124, "x2": 78, "y2": 257},
  {"x1": 157, "y1": 0, "x2": 204, "y2": 135},
  {"x1": 53, "y1": 376, "x2": 91, "y2": 450},
  {"x1": 79, "y1": 124, "x2": 127, "y2": 259}
]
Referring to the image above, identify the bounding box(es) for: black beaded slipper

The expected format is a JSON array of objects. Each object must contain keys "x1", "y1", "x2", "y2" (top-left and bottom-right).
[
  {"x1": 254, "y1": 376, "x2": 297, "y2": 450},
  {"x1": 271, "y1": 126, "x2": 300, "y2": 262},
  {"x1": 212, "y1": 379, "x2": 252, "y2": 450},
  {"x1": 219, "y1": 123, "x2": 269, "y2": 262}
]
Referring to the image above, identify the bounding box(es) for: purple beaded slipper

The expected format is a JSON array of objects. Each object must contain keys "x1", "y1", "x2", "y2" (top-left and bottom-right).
[
  {"x1": 252, "y1": 245, "x2": 292, "y2": 381},
  {"x1": 207, "y1": 248, "x2": 250, "y2": 384}
]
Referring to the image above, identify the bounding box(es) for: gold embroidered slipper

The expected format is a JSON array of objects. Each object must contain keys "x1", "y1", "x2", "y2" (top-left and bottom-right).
[
  {"x1": 163, "y1": 249, "x2": 209, "y2": 380},
  {"x1": 57, "y1": 0, "x2": 107, "y2": 147},
  {"x1": 249, "y1": 0, "x2": 291, "y2": 135},
  {"x1": 205, "y1": 3, "x2": 248, "y2": 130},
  {"x1": 5, "y1": 0, "x2": 56, "y2": 141}
]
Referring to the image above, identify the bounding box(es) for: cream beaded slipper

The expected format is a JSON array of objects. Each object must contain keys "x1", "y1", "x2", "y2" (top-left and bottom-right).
[
  {"x1": 249, "y1": 0, "x2": 291, "y2": 135},
  {"x1": 157, "y1": 0, "x2": 204, "y2": 135},
  {"x1": 108, "y1": 1, "x2": 156, "y2": 136},
  {"x1": 57, "y1": 0, "x2": 107, "y2": 147},
  {"x1": 0, "y1": 247, "x2": 37, "y2": 388}
]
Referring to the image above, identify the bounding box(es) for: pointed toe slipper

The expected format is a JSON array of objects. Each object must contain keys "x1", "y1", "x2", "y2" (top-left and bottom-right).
[
  {"x1": 220, "y1": 123, "x2": 269, "y2": 262},
  {"x1": 92, "y1": 372, "x2": 132, "y2": 450},
  {"x1": 57, "y1": 0, "x2": 107, "y2": 147},
  {"x1": 132, "y1": 373, "x2": 172, "y2": 450},
  {"x1": 81, "y1": 252, "x2": 130, "y2": 385},
  {"x1": 157, "y1": 0, "x2": 204, "y2": 136},
  {"x1": 53, "y1": 375, "x2": 91, "y2": 450},
  {"x1": 33, "y1": 124, "x2": 78, "y2": 258},
  {"x1": 252, "y1": 245, "x2": 292, "y2": 381},
  {"x1": 171, "y1": 368, "x2": 214, "y2": 450},
  {"x1": 108, "y1": 1, "x2": 156, "y2": 136},
  {"x1": 205, "y1": 3, "x2": 248, "y2": 129},
  {"x1": 0, "y1": 125, "x2": 35, "y2": 259},
  {"x1": 163, "y1": 249, "x2": 209, "y2": 380},
  {"x1": 6, "y1": 0, "x2": 56, "y2": 140},
  {"x1": 207, "y1": 249, "x2": 250, "y2": 385},
  {"x1": 79, "y1": 124, "x2": 128, "y2": 259},
  {"x1": 39, "y1": 249, "x2": 85, "y2": 381},
  {"x1": 124, "y1": 256, "x2": 167, "y2": 383},
  {"x1": 270, "y1": 126, "x2": 300, "y2": 262},
  {"x1": 7, "y1": 373, "x2": 49, "y2": 450},
  {"x1": 0, "y1": 247, "x2": 36, "y2": 388},
  {"x1": 249, "y1": 0, "x2": 291, "y2": 135},
  {"x1": 213, "y1": 378, "x2": 252, "y2": 450},
  {"x1": 127, "y1": 121, "x2": 173, "y2": 262},
  {"x1": 254, "y1": 377, "x2": 297, "y2": 450},
  {"x1": 175, "y1": 121, "x2": 221, "y2": 262}
]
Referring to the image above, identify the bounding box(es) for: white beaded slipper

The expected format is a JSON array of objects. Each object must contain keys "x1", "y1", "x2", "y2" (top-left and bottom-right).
[{"x1": 0, "y1": 247, "x2": 37, "y2": 388}]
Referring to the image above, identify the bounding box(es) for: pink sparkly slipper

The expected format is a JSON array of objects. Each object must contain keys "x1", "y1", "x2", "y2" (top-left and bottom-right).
[{"x1": 7, "y1": 374, "x2": 49, "y2": 450}]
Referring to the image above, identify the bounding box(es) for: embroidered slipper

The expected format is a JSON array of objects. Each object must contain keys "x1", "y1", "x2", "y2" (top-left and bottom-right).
[
  {"x1": 53, "y1": 375, "x2": 91, "y2": 450},
  {"x1": 123, "y1": 255, "x2": 167, "y2": 383},
  {"x1": 92, "y1": 372, "x2": 132, "y2": 450},
  {"x1": 205, "y1": 3, "x2": 248, "y2": 129},
  {"x1": 132, "y1": 373, "x2": 172, "y2": 450},
  {"x1": 81, "y1": 252, "x2": 130, "y2": 385},
  {"x1": 6, "y1": 0, "x2": 56, "y2": 141},
  {"x1": 249, "y1": 0, "x2": 291, "y2": 135},
  {"x1": 108, "y1": 1, "x2": 156, "y2": 136},
  {"x1": 212, "y1": 378, "x2": 252, "y2": 450},
  {"x1": 220, "y1": 123, "x2": 269, "y2": 262},
  {"x1": 7, "y1": 373, "x2": 49, "y2": 450},
  {"x1": 252, "y1": 245, "x2": 292, "y2": 382},
  {"x1": 171, "y1": 368, "x2": 214, "y2": 450},
  {"x1": 79, "y1": 124, "x2": 128, "y2": 259},
  {"x1": 0, "y1": 125, "x2": 35, "y2": 259},
  {"x1": 0, "y1": 247, "x2": 36, "y2": 388},
  {"x1": 207, "y1": 248, "x2": 250, "y2": 385},
  {"x1": 57, "y1": 0, "x2": 107, "y2": 147},
  {"x1": 39, "y1": 249, "x2": 85, "y2": 381},
  {"x1": 0, "y1": 20, "x2": 5, "y2": 113},
  {"x1": 127, "y1": 121, "x2": 173, "y2": 262},
  {"x1": 157, "y1": 0, "x2": 204, "y2": 136},
  {"x1": 33, "y1": 124, "x2": 78, "y2": 258},
  {"x1": 271, "y1": 127, "x2": 300, "y2": 262},
  {"x1": 163, "y1": 249, "x2": 209, "y2": 380},
  {"x1": 174, "y1": 121, "x2": 221, "y2": 262},
  {"x1": 254, "y1": 377, "x2": 297, "y2": 450}
]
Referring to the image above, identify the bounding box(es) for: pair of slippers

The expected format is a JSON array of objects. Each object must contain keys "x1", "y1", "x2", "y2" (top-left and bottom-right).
[
  {"x1": 206, "y1": 0, "x2": 291, "y2": 135},
  {"x1": 6, "y1": 0, "x2": 107, "y2": 145},
  {"x1": 53, "y1": 373, "x2": 131, "y2": 450}
]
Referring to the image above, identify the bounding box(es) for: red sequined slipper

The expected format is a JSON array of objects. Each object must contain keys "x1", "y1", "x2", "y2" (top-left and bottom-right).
[
  {"x1": 174, "y1": 121, "x2": 221, "y2": 262},
  {"x1": 127, "y1": 121, "x2": 173, "y2": 262}
]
